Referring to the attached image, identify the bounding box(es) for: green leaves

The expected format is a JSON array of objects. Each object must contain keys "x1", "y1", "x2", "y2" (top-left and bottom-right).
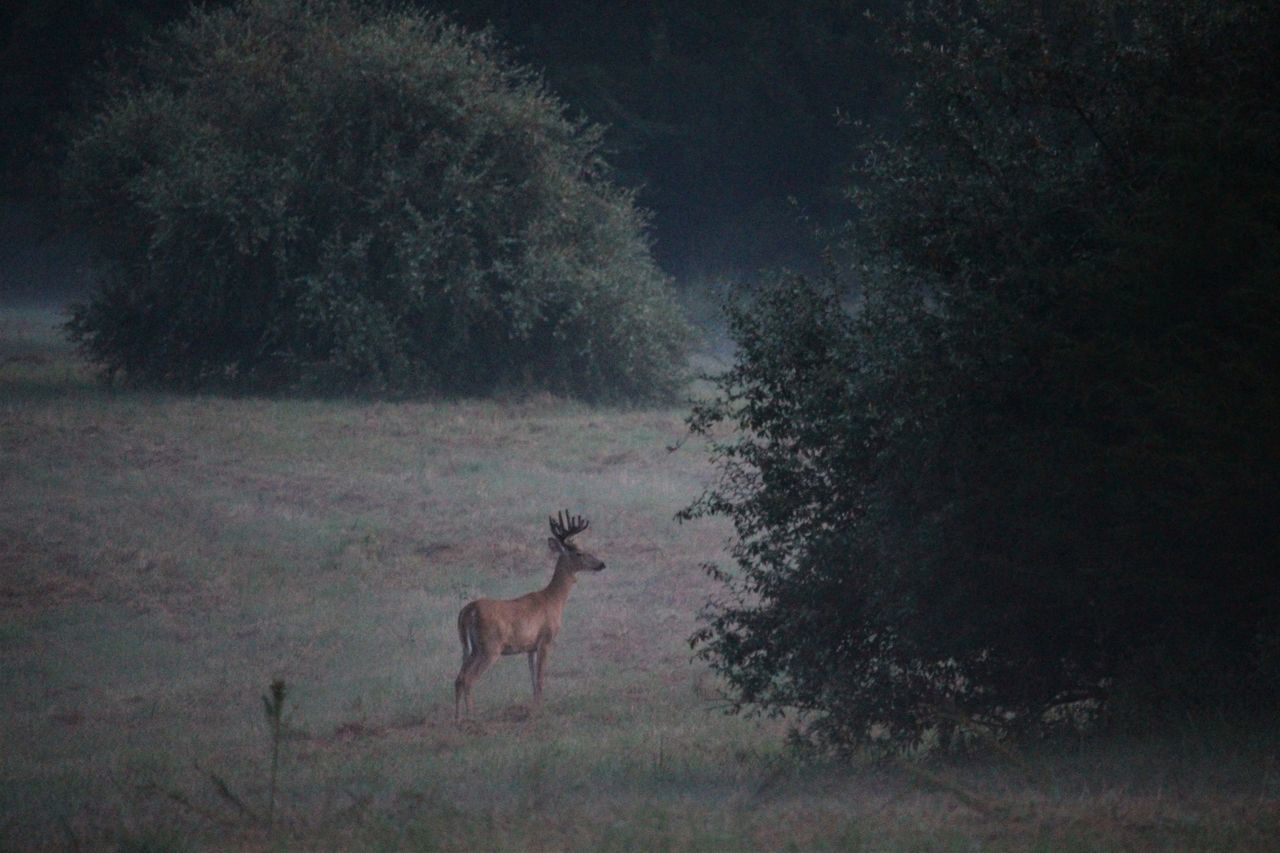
[
  {"x1": 689, "y1": 0, "x2": 1280, "y2": 753},
  {"x1": 64, "y1": 0, "x2": 688, "y2": 400}
]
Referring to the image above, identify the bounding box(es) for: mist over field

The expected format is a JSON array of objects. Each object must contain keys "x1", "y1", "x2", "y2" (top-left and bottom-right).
[
  {"x1": 1, "y1": 308, "x2": 1277, "y2": 849},
  {"x1": 3, "y1": 0, "x2": 1279, "y2": 848},
  {"x1": 0, "y1": 203, "x2": 92, "y2": 308}
]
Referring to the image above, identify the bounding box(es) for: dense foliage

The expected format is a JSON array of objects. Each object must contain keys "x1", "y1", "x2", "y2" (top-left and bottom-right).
[
  {"x1": 6, "y1": 0, "x2": 895, "y2": 280},
  {"x1": 683, "y1": 0, "x2": 1280, "y2": 752},
  {"x1": 64, "y1": 0, "x2": 687, "y2": 398}
]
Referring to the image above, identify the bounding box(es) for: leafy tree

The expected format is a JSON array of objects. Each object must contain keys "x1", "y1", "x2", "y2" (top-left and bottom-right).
[
  {"x1": 11, "y1": 0, "x2": 899, "y2": 284},
  {"x1": 64, "y1": 0, "x2": 687, "y2": 399},
  {"x1": 683, "y1": 0, "x2": 1280, "y2": 752}
]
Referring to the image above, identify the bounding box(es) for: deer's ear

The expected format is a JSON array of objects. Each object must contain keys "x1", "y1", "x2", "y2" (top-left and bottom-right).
[{"x1": 548, "y1": 537, "x2": 567, "y2": 555}]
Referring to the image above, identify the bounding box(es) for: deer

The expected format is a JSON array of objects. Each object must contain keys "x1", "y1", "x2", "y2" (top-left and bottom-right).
[{"x1": 454, "y1": 510, "x2": 605, "y2": 721}]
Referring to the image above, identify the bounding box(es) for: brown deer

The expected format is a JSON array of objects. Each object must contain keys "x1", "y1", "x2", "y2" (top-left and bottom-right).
[{"x1": 454, "y1": 510, "x2": 605, "y2": 721}]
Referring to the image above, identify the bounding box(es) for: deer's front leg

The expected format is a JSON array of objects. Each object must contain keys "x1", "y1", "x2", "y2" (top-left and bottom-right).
[{"x1": 532, "y1": 643, "x2": 551, "y2": 706}]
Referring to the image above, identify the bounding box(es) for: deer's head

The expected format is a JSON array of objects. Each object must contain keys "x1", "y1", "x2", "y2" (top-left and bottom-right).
[{"x1": 548, "y1": 510, "x2": 605, "y2": 574}]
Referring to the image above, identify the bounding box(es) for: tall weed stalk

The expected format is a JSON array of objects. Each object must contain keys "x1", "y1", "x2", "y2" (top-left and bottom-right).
[{"x1": 262, "y1": 679, "x2": 287, "y2": 828}]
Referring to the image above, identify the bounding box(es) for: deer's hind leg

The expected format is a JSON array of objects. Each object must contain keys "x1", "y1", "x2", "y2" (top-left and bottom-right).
[
  {"x1": 454, "y1": 653, "x2": 471, "y2": 722},
  {"x1": 455, "y1": 647, "x2": 499, "y2": 721}
]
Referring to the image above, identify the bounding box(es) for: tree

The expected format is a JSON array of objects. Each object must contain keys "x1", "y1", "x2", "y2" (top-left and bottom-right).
[
  {"x1": 64, "y1": 0, "x2": 688, "y2": 399},
  {"x1": 683, "y1": 0, "x2": 1280, "y2": 752}
]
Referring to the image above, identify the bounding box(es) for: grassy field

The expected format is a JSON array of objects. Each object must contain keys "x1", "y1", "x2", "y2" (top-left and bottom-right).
[{"x1": 2, "y1": 304, "x2": 1279, "y2": 851}]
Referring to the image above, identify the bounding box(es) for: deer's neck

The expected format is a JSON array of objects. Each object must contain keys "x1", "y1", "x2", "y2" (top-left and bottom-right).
[{"x1": 542, "y1": 563, "x2": 576, "y2": 604}]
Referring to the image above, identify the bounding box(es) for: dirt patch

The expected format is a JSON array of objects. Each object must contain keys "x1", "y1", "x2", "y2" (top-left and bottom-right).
[
  {"x1": 0, "y1": 528, "x2": 230, "y2": 621},
  {"x1": 596, "y1": 450, "x2": 640, "y2": 467},
  {"x1": 0, "y1": 534, "x2": 97, "y2": 613},
  {"x1": 496, "y1": 704, "x2": 533, "y2": 723},
  {"x1": 331, "y1": 720, "x2": 385, "y2": 742},
  {"x1": 50, "y1": 709, "x2": 85, "y2": 726}
]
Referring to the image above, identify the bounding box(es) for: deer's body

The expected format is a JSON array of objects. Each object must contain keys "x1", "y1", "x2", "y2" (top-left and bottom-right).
[{"x1": 454, "y1": 512, "x2": 604, "y2": 721}]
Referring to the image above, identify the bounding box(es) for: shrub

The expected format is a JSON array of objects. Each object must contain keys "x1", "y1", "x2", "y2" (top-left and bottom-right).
[
  {"x1": 683, "y1": 0, "x2": 1280, "y2": 753},
  {"x1": 64, "y1": 0, "x2": 688, "y2": 399}
]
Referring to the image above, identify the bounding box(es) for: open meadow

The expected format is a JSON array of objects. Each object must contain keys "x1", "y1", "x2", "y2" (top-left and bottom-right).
[{"x1": 2, "y1": 305, "x2": 1279, "y2": 850}]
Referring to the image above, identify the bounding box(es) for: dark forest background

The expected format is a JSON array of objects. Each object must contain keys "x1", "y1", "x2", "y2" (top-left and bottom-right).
[{"x1": 1, "y1": 0, "x2": 895, "y2": 289}]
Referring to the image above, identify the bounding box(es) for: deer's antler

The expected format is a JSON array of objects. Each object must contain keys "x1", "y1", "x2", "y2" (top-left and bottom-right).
[{"x1": 549, "y1": 509, "x2": 589, "y2": 544}]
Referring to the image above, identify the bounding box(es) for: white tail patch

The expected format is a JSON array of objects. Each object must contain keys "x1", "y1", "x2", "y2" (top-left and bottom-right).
[{"x1": 462, "y1": 606, "x2": 478, "y2": 660}]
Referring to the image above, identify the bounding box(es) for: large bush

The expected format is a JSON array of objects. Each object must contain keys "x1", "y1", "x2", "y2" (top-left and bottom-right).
[
  {"x1": 64, "y1": 0, "x2": 688, "y2": 399},
  {"x1": 683, "y1": 0, "x2": 1280, "y2": 753}
]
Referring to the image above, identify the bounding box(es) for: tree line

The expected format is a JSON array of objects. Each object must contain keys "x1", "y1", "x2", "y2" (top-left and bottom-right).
[{"x1": 5, "y1": 0, "x2": 892, "y2": 278}]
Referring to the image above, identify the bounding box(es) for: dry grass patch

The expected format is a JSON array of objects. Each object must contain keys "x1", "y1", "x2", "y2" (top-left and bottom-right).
[{"x1": 2, "y1": 306, "x2": 1278, "y2": 850}]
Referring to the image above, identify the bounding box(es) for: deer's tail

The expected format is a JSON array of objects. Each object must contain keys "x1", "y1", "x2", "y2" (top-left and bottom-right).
[{"x1": 458, "y1": 602, "x2": 478, "y2": 663}]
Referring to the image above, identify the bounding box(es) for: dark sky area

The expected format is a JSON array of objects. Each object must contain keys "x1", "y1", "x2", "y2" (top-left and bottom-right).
[{"x1": 0, "y1": 0, "x2": 897, "y2": 302}]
